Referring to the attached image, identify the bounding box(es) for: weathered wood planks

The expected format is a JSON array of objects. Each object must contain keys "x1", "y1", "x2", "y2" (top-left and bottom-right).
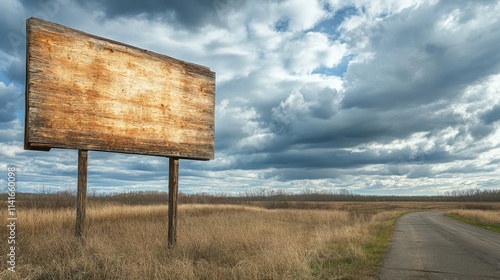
[{"x1": 25, "y1": 17, "x2": 215, "y2": 160}]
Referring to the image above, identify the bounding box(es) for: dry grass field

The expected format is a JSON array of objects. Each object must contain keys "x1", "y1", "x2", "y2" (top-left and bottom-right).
[
  {"x1": 1, "y1": 200, "x2": 499, "y2": 279},
  {"x1": 446, "y1": 209, "x2": 500, "y2": 233}
]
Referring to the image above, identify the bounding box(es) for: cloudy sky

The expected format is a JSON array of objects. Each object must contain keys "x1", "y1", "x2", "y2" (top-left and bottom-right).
[{"x1": 1, "y1": 0, "x2": 500, "y2": 195}]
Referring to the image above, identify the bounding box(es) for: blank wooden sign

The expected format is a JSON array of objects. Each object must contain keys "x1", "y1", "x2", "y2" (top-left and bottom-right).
[{"x1": 25, "y1": 17, "x2": 215, "y2": 160}]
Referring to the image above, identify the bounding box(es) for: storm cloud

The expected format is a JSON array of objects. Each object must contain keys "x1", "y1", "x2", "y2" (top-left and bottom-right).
[{"x1": 0, "y1": 0, "x2": 499, "y2": 195}]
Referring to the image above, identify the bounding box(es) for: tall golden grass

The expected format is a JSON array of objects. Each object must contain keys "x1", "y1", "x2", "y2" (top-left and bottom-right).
[
  {"x1": 446, "y1": 209, "x2": 500, "y2": 233},
  {"x1": 448, "y1": 209, "x2": 500, "y2": 224},
  {"x1": 1, "y1": 203, "x2": 401, "y2": 279},
  {"x1": 3, "y1": 201, "x2": 498, "y2": 279}
]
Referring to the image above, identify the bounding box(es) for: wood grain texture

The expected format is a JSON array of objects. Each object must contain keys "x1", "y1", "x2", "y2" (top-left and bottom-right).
[
  {"x1": 168, "y1": 157, "x2": 179, "y2": 247},
  {"x1": 25, "y1": 17, "x2": 215, "y2": 160},
  {"x1": 75, "y1": 149, "x2": 87, "y2": 237}
]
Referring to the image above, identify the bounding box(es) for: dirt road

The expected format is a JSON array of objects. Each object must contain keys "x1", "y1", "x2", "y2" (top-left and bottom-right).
[{"x1": 379, "y1": 211, "x2": 500, "y2": 279}]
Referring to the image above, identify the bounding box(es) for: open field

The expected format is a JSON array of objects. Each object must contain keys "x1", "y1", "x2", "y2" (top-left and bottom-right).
[
  {"x1": 1, "y1": 198, "x2": 499, "y2": 279},
  {"x1": 2, "y1": 203, "x2": 399, "y2": 279},
  {"x1": 446, "y1": 209, "x2": 500, "y2": 233}
]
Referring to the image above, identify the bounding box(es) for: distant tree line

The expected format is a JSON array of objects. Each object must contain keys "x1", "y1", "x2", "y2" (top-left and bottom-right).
[
  {"x1": 230, "y1": 188, "x2": 500, "y2": 203},
  {"x1": 441, "y1": 188, "x2": 500, "y2": 202},
  {"x1": 1, "y1": 188, "x2": 498, "y2": 209}
]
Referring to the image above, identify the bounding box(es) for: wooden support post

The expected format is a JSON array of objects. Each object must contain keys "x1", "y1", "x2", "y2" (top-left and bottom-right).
[
  {"x1": 168, "y1": 157, "x2": 179, "y2": 247},
  {"x1": 75, "y1": 149, "x2": 88, "y2": 237}
]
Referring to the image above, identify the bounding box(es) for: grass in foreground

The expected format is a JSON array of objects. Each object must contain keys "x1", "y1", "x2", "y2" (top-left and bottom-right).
[
  {"x1": 446, "y1": 209, "x2": 500, "y2": 233},
  {"x1": 1, "y1": 204, "x2": 402, "y2": 279}
]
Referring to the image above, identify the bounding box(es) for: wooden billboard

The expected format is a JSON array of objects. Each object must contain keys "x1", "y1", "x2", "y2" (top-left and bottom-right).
[
  {"x1": 25, "y1": 17, "x2": 215, "y2": 160},
  {"x1": 24, "y1": 17, "x2": 216, "y2": 246}
]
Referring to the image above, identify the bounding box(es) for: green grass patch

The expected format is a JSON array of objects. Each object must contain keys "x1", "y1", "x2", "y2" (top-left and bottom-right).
[
  {"x1": 446, "y1": 213, "x2": 500, "y2": 233},
  {"x1": 362, "y1": 212, "x2": 406, "y2": 276},
  {"x1": 310, "y1": 253, "x2": 355, "y2": 280},
  {"x1": 309, "y1": 212, "x2": 406, "y2": 279}
]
